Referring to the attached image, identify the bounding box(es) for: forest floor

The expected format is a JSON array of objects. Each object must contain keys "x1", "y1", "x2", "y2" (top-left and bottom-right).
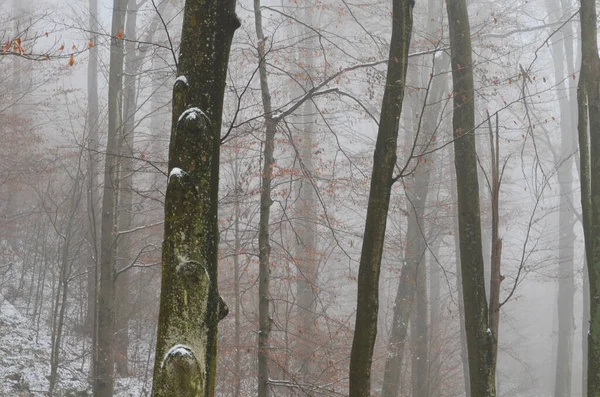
[{"x1": 0, "y1": 295, "x2": 147, "y2": 396}]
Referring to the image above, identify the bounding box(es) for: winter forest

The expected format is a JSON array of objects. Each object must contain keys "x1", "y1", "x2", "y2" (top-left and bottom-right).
[{"x1": 3, "y1": 0, "x2": 600, "y2": 396}]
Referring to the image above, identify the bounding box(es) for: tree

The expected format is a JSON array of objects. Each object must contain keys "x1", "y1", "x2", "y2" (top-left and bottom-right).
[
  {"x1": 253, "y1": 0, "x2": 277, "y2": 395},
  {"x1": 543, "y1": 1, "x2": 577, "y2": 394},
  {"x1": 381, "y1": 49, "x2": 449, "y2": 397},
  {"x1": 348, "y1": 0, "x2": 414, "y2": 395},
  {"x1": 446, "y1": 0, "x2": 496, "y2": 395},
  {"x1": 93, "y1": 1, "x2": 129, "y2": 396},
  {"x1": 150, "y1": 0, "x2": 240, "y2": 396},
  {"x1": 577, "y1": 0, "x2": 600, "y2": 395}
]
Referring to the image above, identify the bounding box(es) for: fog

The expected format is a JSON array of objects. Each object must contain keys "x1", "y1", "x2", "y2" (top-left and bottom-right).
[{"x1": 0, "y1": 0, "x2": 590, "y2": 396}]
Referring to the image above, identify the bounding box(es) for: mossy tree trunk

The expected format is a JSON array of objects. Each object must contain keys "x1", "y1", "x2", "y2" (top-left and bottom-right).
[
  {"x1": 577, "y1": 0, "x2": 600, "y2": 395},
  {"x1": 446, "y1": 0, "x2": 496, "y2": 395},
  {"x1": 151, "y1": 0, "x2": 239, "y2": 396},
  {"x1": 348, "y1": 0, "x2": 414, "y2": 396}
]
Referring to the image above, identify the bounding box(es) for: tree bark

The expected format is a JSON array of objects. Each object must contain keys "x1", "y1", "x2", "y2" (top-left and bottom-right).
[
  {"x1": 446, "y1": 0, "x2": 496, "y2": 394},
  {"x1": 94, "y1": 1, "x2": 128, "y2": 396},
  {"x1": 348, "y1": 0, "x2": 414, "y2": 395},
  {"x1": 151, "y1": 0, "x2": 239, "y2": 395},
  {"x1": 233, "y1": 163, "x2": 242, "y2": 397},
  {"x1": 577, "y1": 0, "x2": 600, "y2": 395},
  {"x1": 253, "y1": 1, "x2": 277, "y2": 395}
]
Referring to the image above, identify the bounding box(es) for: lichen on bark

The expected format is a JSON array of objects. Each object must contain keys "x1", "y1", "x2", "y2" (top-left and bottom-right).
[{"x1": 151, "y1": 0, "x2": 240, "y2": 396}]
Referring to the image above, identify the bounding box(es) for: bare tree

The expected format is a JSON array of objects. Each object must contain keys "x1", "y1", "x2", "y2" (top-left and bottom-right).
[
  {"x1": 150, "y1": 0, "x2": 239, "y2": 395},
  {"x1": 94, "y1": 1, "x2": 129, "y2": 396},
  {"x1": 446, "y1": 0, "x2": 495, "y2": 394},
  {"x1": 348, "y1": 0, "x2": 414, "y2": 395},
  {"x1": 577, "y1": 0, "x2": 600, "y2": 395}
]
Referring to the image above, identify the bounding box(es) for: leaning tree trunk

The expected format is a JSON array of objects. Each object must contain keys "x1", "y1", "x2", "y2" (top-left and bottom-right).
[
  {"x1": 446, "y1": 0, "x2": 496, "y2": 395},
  {"x1": 348, "y1": 1, "x2": 414, "y2": 396},
  {"x1": 381, "y1": 50, "x2": 448, "y2": 397},
  {"x1": 93, "y1": 1, "x2": 128, "y2": 396},
  {"x1": 151, "y1": 0, "x2": 239, "y2": 396},
  {"x1": 577, "y1": 0, "x2": 600, "y2": 395}
]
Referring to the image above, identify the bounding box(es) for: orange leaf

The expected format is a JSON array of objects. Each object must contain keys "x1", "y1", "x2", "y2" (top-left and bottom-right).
[
  {"x1": 71, "y1": 44, "x2": 77, "y2": 50},
  {"x1": 3, "y1": 41, "x2": 10, "y2": 54},
  {"x1": 88, "y1": 41, "x2": 94, "y2": 48},
  {"x1": 116, "y1": 29, "x2": 124, "y2": 39},
  {"x1": 45, "y1": 32, "x2": 49, "y2": 37},
  {"x1": 68, "y1": 54, "x2": 75, "y2": 66},
  {"x1": 58, "y1": 44, "x2": 64, "y2": 51}
]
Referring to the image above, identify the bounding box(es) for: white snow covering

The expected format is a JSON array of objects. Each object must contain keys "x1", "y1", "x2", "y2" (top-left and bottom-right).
[
  {"x1": 175, "y1": 75, "x2": 188, "y2": 86},
  {"x1": 169, "y1": 167, "x2": 184, "y2": 182},
  {"x1": 178, "y1": 107, "x2": 207, "y2": 124},
  {"x1": 271, "y1": 110, "x2": 283, "y2": 120},
  {"x1": 161, "y1": 344, "x2": 194, "y2": 369},
  {"x1": 0, "y1": 296, "x2": 148, "y2": 396}
]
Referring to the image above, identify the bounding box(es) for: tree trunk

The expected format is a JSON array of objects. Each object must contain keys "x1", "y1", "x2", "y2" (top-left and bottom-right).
[
  {"x1": 427, "y1": 237, "x2": 442, "y2": 396},
  {"x1": 114, "y1": 0, "x2": 139, "y2": 377},
  {"x1": 348, "y1": 0, "x2": 414, "y2": 395},
  {"x1": 150, "y1": 0, "x2": 239, "y2": 395},
  {"x1": 49, "y1": 175, "x2": 83, "y2": 396},
  {"x1": 451, "y1": 158, "x2": 471, "y2": 397},
  {"x1": 233, "y1": 163, "x2": 242, "y2": 397},
  {"x1": 293, "y1": 6, "x2": 319, "y2": 382},
  {"x1": 84, "y1": 0, "x2": 100, "y2": 334},
  {"x1": 253, "y1": 1, "x2": 277, "y2": 395},
  {"x1": 577, "y1": 0, "x2": 600, "y2": 395},
  {"x1": 94, "y1": 1, "x2": 128, "y2": 396},
  {"x1": 381, "y1": 51, "x2": 447, "y2": 397},
  {"x1": 446, "y1": 0, "x2": 496, "y2": 394},
  {"x1": 544, "y1": 0, "x2": 577, "y2": 393}
]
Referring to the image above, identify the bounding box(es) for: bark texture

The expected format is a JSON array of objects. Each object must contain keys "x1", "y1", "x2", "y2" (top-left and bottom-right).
[
  {"x1": 151, "y1": 0, "x2": 239, "y2": 396},
  {"x1": 348, "y1": 0, "x2": 414, "y2": 395},
  {"x1": 446, "y1": 0, "x2": 496, "y2": 395},
  {"x1": 578, "y1": 0, "x2": 600, "y2": 395}
]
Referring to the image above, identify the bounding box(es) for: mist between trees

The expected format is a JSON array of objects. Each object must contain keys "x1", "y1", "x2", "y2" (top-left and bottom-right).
[{"x1": 0, "y1": 0, "x2": 598, "y2": 396}]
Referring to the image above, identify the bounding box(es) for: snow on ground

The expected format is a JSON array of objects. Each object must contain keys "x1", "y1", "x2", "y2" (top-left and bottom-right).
[{"x1": 0, "y1": 296, "x2": 147, "y2": 396}]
